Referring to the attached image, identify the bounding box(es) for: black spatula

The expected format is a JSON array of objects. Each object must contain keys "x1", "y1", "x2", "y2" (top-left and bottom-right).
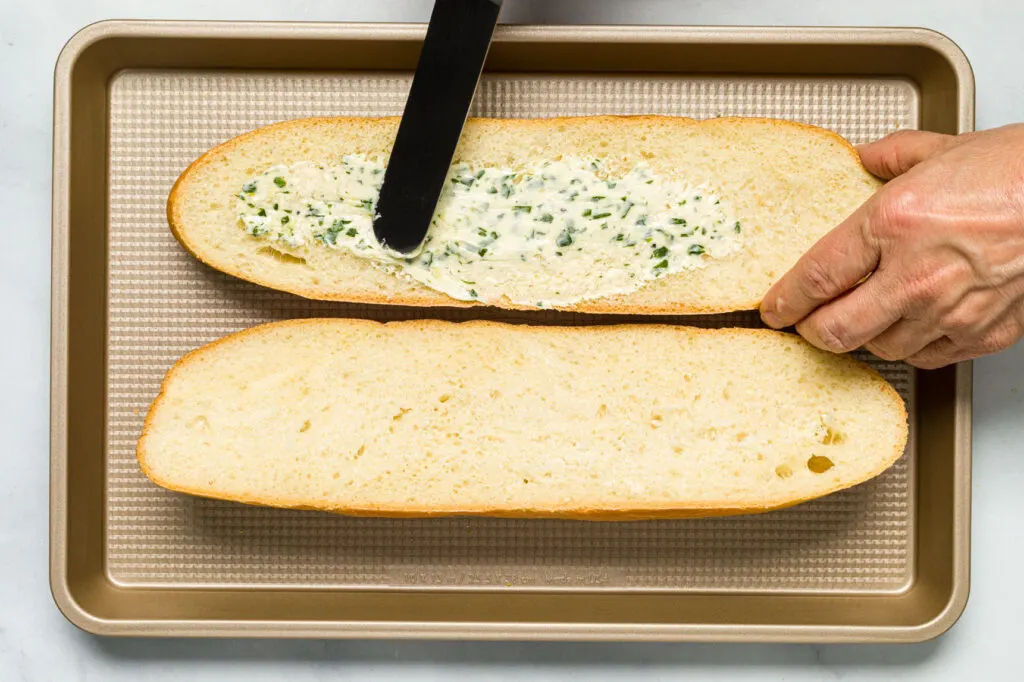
[{"x1": 372, "y1": 0, "x2": 504, "y2": 254}]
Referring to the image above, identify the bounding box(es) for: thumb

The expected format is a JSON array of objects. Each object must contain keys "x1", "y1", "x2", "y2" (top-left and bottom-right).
[{"x1": 856, "y1": 129, "x2": 964, "y2": 180}]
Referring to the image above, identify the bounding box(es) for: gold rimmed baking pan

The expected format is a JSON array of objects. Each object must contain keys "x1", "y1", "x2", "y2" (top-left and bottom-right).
[{"x1": 51, "y1": 20, "x2": 973, "y2": 641}]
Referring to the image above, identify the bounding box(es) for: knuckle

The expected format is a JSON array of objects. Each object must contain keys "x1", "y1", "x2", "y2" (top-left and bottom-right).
[
  {"x1": 939, "y1": 307, "x2": 978, "y2": 335},
  {"x1": 871, "y1": 184, "x2": 922, "y2": 239},
  {"x1": 976, "y1": 325, "x2": 1021, "y2": 356},
  {"x1": 902, "y1": 261, "x2": 966, "y2": 308},
  {"x1": 902, "y1": 270, "x2": 939, "y2": 304},
  {"x1": 799, "y1": 255, "x2": 843, "y2": 301},
  {"x1": 811, "y1": 317, "x2": 858, "y2": 354},
  {"x1": 939, "y1": 289, "x2": 1005, "y2": 336}
]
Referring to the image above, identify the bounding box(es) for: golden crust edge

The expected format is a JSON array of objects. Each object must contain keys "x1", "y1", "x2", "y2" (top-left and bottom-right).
[
  {"x1": 137, "y1": 318, "x2": 909, "y2": 521},
  {"x1": 166, "y1": 115, "x2": 872, "y2": 315}
]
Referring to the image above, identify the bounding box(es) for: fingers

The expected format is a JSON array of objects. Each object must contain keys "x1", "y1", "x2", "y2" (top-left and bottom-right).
[
  {"x1": 856, "y1": 130, "x2": 964, "y2": 180},
  {"x1": 905, "y1": 336, "x2": 959, "y2": 369},
  {"x1": 793, "y1": 276, "x2": 903, "y2": 354},
  {"x1": 864, "y1": 317, "x2": 945, "y2": 361},
  {"x1": 760, "y1": 204, "x2": 880, "y2": 329},
  {"x1": 907, "y1": 318, "x2": 1024, "y2": 369}
]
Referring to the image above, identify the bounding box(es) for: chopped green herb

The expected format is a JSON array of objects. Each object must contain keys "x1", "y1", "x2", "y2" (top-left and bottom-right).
[
  {"x1": 589, "y1": 195, "x2": 606, "y2": 201},
  {"x1": 346, "y1": 227, "x2": 358, "y2": 237},
  {"x1": 257, "y1": 208, "x2": 267, "y2": 217},
  {"x1": 273, "y1": 176, "x2": 287, "y2": 188},
  {"x1": 614, "y1": 233, "x2": 626, "y2": 242},
  {"x1": 242, "y1": 182, "x2": 257, "y2": 194},
  {"x1": 688, "y1": 244, "x2": 706, "y2": 256},
  {"x1": 280, "y1": 215, "x2": 290, "y2": 224},
  {"x1": 556, "y1": 229, "x2": 574, "y2": 248},
  {"x1": 469, "y1": 289, "x2": 478, "y2": 298},
  {"x1": 671, "y1": 218, "x2": 687, "y2": 226},
  {"x1": 539, "y1": 213, "x2": 554, "y2": 223},
  {"x1": 582, "y1": 208, "x2": 592, "y2": 217},
  {"x1": 513, "y1": 205, "x2": 532, "y2": 214},
  {"x1": 653, "y1": 259, "x2": 669, "y2": 270},
  {"x1": 591, "y1": 212, "x2": 612, "y2": 220},
  {"x1": 359, "y1": 198, "x2": 374, "y2": 211},
  {"x1": 652, "y1": 246, "x2": 669, "y2": 259},
  {"x1": 478, "y1": 248, "x2": 488, "y2": 257},
  {"x1": 477, "y1": 227, "x2": 489, "y2": 237},
  {"x1": 319, "y1": 219, "x2": 349, "y2": 246},
  {"x1": 487, "y1": 186, "x2": 498, "y2": 194},
  {"x1": 734, "y1": 221, "x2": 742, "y2": 233}
]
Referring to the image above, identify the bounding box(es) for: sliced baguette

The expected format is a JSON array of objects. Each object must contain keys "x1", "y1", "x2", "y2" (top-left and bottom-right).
[
  {"x1": 168, "y1": 116, "x2": 881, "y2": 314},
  {"x1": 137, "y1": 319, "x2": 907, "y2": 520}
]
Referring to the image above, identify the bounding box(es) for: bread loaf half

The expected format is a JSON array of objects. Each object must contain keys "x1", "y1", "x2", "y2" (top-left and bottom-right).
[
  {"x1": 137, "y1": 319, "x2": 907, "y2": 520},
  {"x1": 168, "y1": 116, "x2": 880, "y2": 314}
]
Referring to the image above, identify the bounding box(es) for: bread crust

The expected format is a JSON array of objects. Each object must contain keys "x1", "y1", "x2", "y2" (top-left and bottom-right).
[
  {"x1": 167, "y1": 115, "x2": 871, "y2": 315},
  {"x1": 137, "y1": 318, "x2": 908, "y2": 521}
]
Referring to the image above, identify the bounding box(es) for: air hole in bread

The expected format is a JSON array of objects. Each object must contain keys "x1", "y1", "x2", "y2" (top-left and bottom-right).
[
  {"x1": 820, "y1": 427, "x2": 846, "y2": 445},
  {"x1": 256, "y1": 246, "x2": 307, "y2": 265},
  {"x1": 807, "y1": 455, "x2": 835, "y2": 474},
  {"x1": 775, "y1": 464, "x2": 793, "y2": 479}
]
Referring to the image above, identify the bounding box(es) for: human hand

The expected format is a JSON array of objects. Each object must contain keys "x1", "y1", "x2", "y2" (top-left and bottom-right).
[{"x1": 759, "y1": 124, "x2": 1024, "y2": 369}]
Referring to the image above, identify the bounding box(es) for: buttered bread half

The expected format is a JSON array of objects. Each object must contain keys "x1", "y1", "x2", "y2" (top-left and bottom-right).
[{"x1": 167, "y1": 115, "x2": 881, "y2": 314}]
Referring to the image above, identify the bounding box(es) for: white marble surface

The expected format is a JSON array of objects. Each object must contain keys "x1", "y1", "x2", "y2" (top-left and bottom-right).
[{"x1": 3, "y1": 0, "x2": 1023, "y2": 679}]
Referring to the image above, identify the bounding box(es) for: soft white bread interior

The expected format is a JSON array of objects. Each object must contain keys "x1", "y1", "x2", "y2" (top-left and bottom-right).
[{"x1": 138, "y1": 319, "x2": 907, "y2": 520}]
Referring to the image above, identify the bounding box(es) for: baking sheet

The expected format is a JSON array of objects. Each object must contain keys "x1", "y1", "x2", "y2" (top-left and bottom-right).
[{"x1": 51, "y1": 21, "x2": 972, "y2": 641}]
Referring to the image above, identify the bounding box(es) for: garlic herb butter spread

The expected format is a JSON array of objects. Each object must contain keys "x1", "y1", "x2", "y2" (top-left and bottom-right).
[{"x1": 236, "y1": 156, "x2": 744, "y2": 307}]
